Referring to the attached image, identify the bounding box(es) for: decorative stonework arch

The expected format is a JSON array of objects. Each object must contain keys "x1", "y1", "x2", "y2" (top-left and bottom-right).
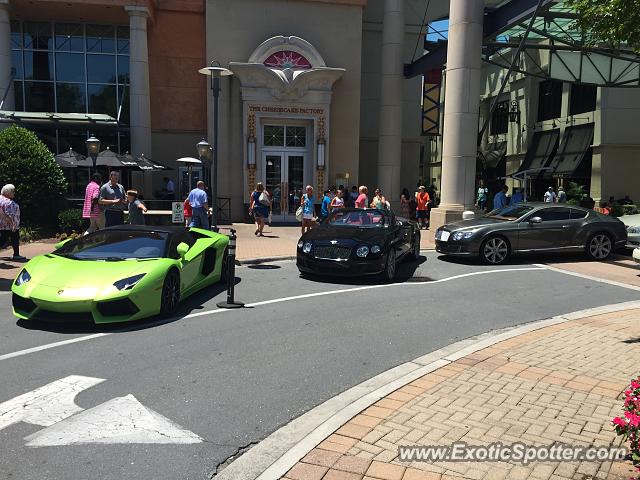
[{"x1": 248, "y1": 36, "x2": 326, "y2": 69}]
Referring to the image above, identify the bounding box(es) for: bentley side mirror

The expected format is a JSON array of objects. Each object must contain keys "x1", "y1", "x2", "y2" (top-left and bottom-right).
[
  {"x1": 529, "y1": 216, "x2": 543, "y2": 224},
  {"x1": 176, "y1": 242, "x2": 190, "y2": 258}
]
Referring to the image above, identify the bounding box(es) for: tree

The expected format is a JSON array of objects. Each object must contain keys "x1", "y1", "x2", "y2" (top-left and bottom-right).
[
  {"x1": 566, "y1": 0, "x2": 640, "y2": 51},
  {"x1": 0, "y1": 125, "x2": 68, "y2": 228}
]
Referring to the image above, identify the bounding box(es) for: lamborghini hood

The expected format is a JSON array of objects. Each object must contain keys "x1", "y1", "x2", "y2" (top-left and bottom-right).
[{"x1": 21, "y1": 254, "x2": 160, "y2": 288}]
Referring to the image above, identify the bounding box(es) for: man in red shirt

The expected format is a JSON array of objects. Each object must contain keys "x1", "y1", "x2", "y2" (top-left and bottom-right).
[{"x1": 415, "y1": 185, "x2": 430, "y2": 229}]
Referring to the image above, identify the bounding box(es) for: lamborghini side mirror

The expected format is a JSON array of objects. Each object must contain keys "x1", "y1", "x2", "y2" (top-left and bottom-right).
[{"x1": 176, "y1": 242, "x2": 190, "y2": 258}]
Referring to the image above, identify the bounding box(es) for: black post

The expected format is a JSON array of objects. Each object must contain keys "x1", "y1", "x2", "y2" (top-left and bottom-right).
[
  {"x1": 211, "y1": 72, "x2": 220, "y2": 231},
  {"x1": 216, "y1": 229, "x2": 244, "y2": 309}
]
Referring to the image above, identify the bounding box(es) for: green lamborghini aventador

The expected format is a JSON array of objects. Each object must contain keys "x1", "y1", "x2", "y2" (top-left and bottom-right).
[{"x1": 11, "y1": 225, "x2": 230, "y2": 324}]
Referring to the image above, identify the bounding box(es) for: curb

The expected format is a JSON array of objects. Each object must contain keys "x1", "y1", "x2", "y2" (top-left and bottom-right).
[{"x1": 215, "y1": 299, "x2": 640, "y2": 480}]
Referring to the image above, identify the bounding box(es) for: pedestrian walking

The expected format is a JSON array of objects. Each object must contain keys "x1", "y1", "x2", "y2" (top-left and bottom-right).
[
  {"x1": 82, "y1": 173, "x2": 104, "y2": 235},
  {"x1": 400, "y1": 188, "x2": 412, "y2": 218},
  {"x1": 249, "y1": 182, "x2": 270, "y2": 236},
  {"x1": 301, "y1": 185, "x2": 315, "y2": 234},
  {"x1": 99, "y1": 171, "x2": 126, "y2": 227},
  {"x1": 355, "y1": 186, "x2": 368, "y2": 209},
  {"x1": 126, "y1": 190, "x2": 147, "y2": 225},
  {"x1": 320, "y1": 189, "x2": 332, "y2": 222},
  {"x1": 544, "y1": 186, "x2": 556, "y2": 203},
  {"x1": 0, "y1": 184, "x2": 25, "y2": 261},
  {"x1": 493, "y1": 185, "x2": 509, "y2": 210},
  {"x1": 330, "y1": 189, "x2": 345, "y2": 212},
  {"x1": 476, "y1": 180, "x2": 488, "y2": 211},
  {"x1": 415, "y1": 185, "x2": 430, "y2": 229},
  {"x1": 557, "y1": 186, "x2": 567, "y2": 203},
  {"x1": 187, "y1": 180, "x2": 210, "y2": 229},
  {"x1": 183, "y1": 197, "x2": 192, "y2": 227},
  {"x1": 370, "y1": 188, "x2": 387, "y2": 210}
]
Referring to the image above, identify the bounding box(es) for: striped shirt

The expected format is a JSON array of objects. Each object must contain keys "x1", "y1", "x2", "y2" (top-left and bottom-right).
[{"x1": 82, "y1": 181, "x2": 101, "y2": 218}]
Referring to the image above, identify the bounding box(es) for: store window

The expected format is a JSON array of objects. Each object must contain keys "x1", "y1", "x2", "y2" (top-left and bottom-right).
[
  {"x1": 490, "y1": 100, "x2": 509, "y2": 135},
  {"x1": 570, "y1": 84, "x2": 597, "y2": 115},
  {"x1": 264, "y1": 125, "x2": 306, "y2": 148},
  {"x1": 537, "y1": 80, "x2": 563, "y2": 121}
]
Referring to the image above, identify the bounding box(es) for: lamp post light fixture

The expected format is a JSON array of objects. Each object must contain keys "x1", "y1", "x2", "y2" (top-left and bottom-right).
[
  {"x1": 85, "y1": 135, "x2": 101, "y2": 170},
  {"x1": 198, "y1": 61, "x2": 233, "y2": 230},
  {"x1": 196, "y1": 139, "x2": 211, "y2": 207},
  {"x1": 508, "y1": 100, "x2": 520, "y2": 124},
  {"x1": 317, "y1": 138, "x2": 326, "y2": 170}
]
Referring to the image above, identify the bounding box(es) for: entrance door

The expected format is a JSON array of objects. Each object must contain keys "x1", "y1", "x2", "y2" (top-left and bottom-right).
[{"x1": 263, "y1": 152, "x2": 305, "y2": 222}]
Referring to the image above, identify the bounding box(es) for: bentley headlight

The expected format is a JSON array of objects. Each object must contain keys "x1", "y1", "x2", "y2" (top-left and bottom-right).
[
  {"x1": 627, "y1": 226, "x2": 640, "y2": 234},
  {"x1": 356, "y1": 246, "x2": 370, "y2": 257},
  {"x1": 113, "y1": 273, "x2": 146, "y2": 291},
  {"x1": 371, "y1": 245, "x2": 381, "y2": 254},
  {"x1": 297, "y1": 240, "x2": 304, "y2": 249},
  {"x1": 15, "y1": 269, "x2": 31, "y2": 286},
  {"x1": 452, "y1": 231, "x2": 476, "y2": 241},
  {"x1": 303, "y1": 242, "x2": 312, "y2": 254}
]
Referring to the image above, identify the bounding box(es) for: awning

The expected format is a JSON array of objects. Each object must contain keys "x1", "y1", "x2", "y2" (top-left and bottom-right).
[
  {"x1": 515, "y1": 129, "x2": 560, "y2": 177},
  {"x1": 549, "y1": 123, "x2": 594, "y2": 178},
  {"x1": 0, "y1": 111, "x2": 120, "y2": 128},
  {"x1": 480, "y1": 141, "x2": 507, "y2": 169}
]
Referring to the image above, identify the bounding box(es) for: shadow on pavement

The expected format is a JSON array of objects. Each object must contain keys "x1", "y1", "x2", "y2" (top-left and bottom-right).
[
  {"x1": 437, "y1": 251, "x2": 632, "y2": 267},
  {"x1": 15, "y1": 277, "x2": 240, "y2": 334},
  {"x1": 247, "y1": 264, "x2": 282, "y2": 270},
  {"x1": 0, "y1": 278, "x2": 13, "y2": 291},
  {"x1": 300, "y1": 256, "x2": 427, "y2": 286}
]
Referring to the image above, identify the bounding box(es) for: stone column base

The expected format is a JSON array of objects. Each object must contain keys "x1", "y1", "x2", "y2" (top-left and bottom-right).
[{"x1": 429, "y1": 205, "x2": 466, "y2": 233}]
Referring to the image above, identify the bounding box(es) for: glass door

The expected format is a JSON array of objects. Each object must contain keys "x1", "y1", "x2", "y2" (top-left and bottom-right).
[{"x1": 262, "y1": 152, "x2": 305, "y2": 222}]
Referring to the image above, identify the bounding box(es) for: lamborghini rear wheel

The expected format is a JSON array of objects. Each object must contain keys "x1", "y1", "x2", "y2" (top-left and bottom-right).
[{"x1": 160, "y1": 269, "x2": 180, "y2": 316}]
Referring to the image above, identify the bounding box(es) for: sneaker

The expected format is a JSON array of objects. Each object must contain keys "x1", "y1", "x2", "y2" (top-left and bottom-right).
[{"x1": 12, "y1": 255, "x2": 27, "y2": 262}]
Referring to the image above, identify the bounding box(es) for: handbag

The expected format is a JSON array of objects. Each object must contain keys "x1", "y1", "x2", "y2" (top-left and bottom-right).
[
  {"x1": 259, "y1": 192, "x2": 270, "y2": 206},
  {"x1": 295, "y1": 205, "x2": 304, "y2": 222}
]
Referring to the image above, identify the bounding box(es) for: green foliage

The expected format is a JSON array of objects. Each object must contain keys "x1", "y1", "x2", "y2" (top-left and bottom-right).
[
  {"x1": 566, "y1": 0, "x2": 640, "y2": 51},
  {"x1": 0, "y1": 126, "x2": 68, "y2": 228},
  {"x1": 57, "y1": 208, "x2": 84, "y2": 234},
  {"x1": 19, "y1": 226, "x2": 41, "y2": 243},
  {"x1": 564, "y1": 181, "x2": 587, "y2": 206}
]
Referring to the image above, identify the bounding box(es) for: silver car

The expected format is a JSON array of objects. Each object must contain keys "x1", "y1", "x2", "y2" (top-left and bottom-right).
[{"x1": 619, "y1": 213, "x2": 640, "y2": 249}]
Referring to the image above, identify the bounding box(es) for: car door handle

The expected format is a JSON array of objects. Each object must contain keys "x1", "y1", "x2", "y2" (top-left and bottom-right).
[{"x1": 562, "y1": 225, "x2": 570, "y2": 229}]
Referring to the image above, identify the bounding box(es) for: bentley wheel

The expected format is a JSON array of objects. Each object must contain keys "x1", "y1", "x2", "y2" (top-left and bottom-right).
[
  {"x1": 587, "y1": 233, "x2": 613, "y2": 260},
  {"x1": 383, "y1": 249, "x2": 397, "y2": 282},
  {"x1": 160, "y1": 270, "x2": 180, "y2": 316},
  {"x1": 480, "y1": 236, "x2": 510, "y2": 265}
]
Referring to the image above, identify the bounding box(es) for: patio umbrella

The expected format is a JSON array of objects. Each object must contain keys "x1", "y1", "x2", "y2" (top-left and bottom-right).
[
  {"x1": 54, "y1": 148, "x2": 91, "y2": 168},
  {"x1": 136, "y1": 153, "x2": 170, "y2": 171},
  {"x1": 118, "y1": 152, "x2": 140, "y2": 168},
  {"x1": 95, "y1": 146, "x2": 124, "y2": 167}
]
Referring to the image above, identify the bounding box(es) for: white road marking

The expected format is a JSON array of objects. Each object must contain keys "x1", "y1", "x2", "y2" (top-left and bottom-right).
[
  {"x1": 0, "y1": 266, "x2": 546, "y2": 361},
  {"x1": 24, "y1": 394, "x2": 202, "y2": 446},
  {"x1": 0, "y1": 375, "x2": 105, "y2": 432},
  {"x1": 535, "y1": 263, "x2": 640, "y2": 292}
]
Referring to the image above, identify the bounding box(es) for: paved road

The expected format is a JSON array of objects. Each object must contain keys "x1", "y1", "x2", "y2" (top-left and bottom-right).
[{"x1": 0, "y1": 252, "x2": 637, "y2": 480}]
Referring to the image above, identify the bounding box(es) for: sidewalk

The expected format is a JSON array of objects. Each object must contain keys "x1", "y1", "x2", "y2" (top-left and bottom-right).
[{"x1": 280, "y1": 308, "x2": 640, "y2": 480}]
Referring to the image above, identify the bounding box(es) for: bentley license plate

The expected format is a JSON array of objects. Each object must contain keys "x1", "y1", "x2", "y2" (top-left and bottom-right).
[{"x1": 439, "y1": 231, "x2": 450, "y2": 242}]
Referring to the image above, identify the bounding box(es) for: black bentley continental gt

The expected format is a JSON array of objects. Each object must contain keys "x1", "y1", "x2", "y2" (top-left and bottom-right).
[
  {"x1": 297, "y1": 208, "x2": 421, "y2": 281},
  {"x1": 435, "y1": 203, "x2": 627, "y2": 265}
]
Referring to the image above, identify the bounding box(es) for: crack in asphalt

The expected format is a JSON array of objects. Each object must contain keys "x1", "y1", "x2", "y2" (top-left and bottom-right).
[{"x1": 210, "y1": 440, "x2": 260, "y2": 478}]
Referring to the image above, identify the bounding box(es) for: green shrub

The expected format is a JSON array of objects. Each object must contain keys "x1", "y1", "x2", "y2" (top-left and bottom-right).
[
  {"x1": 0, "y1": 125, "x2": 68, "y2": 228},
  {"x1": 58, "y1": 208, "x2": 84, "y2": 233},
  {"x1": 19, "y1": 226, "x2": 41, "y2": 243}
]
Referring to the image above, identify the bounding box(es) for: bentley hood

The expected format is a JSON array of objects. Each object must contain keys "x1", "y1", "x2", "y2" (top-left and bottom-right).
[
  {"x1": 442, "y1": 217, "x2": 511, "y2": 231},
  {"x1": 303, "y1": 225, "x2": 390, "y2": 243}
]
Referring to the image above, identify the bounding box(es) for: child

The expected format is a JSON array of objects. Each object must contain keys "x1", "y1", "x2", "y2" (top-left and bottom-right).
[
  {"x1": 183, "y1": 197, "x2": 192, "y2": 227},
  {"x1": 126, "y1": 190, "x2": 147, "y2": 225}
]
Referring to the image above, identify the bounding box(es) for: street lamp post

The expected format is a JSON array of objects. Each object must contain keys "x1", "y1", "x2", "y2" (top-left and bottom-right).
[
  {"x1": 198, "y1": 61, "x2": 233, "y2": 229},
  {"x1": 85, "y1": 135, "x2": 101, "y2": 172},
  {"x1": 196, "y1": 138, "x2": 211, "y2": 211}
]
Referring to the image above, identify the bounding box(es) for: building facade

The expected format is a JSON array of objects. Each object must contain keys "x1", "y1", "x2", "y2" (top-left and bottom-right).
[{"x1": 1, "y1": 0, "x2": 441, "y2": 221}]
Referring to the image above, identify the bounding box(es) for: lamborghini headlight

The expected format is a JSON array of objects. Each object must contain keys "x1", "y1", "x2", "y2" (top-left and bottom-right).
[
  {"x1": 113, "y1": 273, "x2": 146, "y2": 291},
  {"x1": 15, "y1": 269, "x2": 31, "y2": 286}
]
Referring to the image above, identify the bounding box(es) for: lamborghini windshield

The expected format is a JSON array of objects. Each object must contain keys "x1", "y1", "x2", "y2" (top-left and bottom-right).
[
  {"x1": 328, "y1": 210, "x2": 388, "y2": 228},
  {"x1": 55, "y1": 230, "x2": 169, "y2": 260}
]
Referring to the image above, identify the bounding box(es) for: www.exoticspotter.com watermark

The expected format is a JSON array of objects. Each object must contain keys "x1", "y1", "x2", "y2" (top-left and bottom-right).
[{"x1": 398, "y1": 442, "x2": 627, "y2": 465}]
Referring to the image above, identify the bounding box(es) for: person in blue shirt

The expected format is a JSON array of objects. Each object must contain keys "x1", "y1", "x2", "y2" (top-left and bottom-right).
[
  {"x1": 188, "y1": 181, "x2": 209, "y2": 229},
  {"x1": 511, "y1": 187, "x2": 524, "y2": 205},
  {"x1": 320, "y1": 189, "x2": 332, "y2": 222},
  {"x1": 301, "y1": 185, "x2": 315, "y2": 235},
  {"x1": 493, "y1": 185, "x2": 509, "y2": 210}
]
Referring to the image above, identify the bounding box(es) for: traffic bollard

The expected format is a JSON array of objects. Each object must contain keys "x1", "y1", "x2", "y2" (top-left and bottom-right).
[{"x1": 216, "y1": 228, "x2": 244, "y2": 309}]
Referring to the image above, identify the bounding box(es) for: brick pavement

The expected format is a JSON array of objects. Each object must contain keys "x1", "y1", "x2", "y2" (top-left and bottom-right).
[{"x1": 281, "y1": 309, "x2": 640, "y2": 480}]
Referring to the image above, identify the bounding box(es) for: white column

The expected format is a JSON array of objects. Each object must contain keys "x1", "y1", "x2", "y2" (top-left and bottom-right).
[
  {"x1": 377, "y1": 0, "x2": 404, "y2": 204},
  {"x1": 125, "y1": 6, "x2": 151, "y2": 157},
  {"x1": 433, "y1": 0, "x2": 484, "y2": 225},
  {"x1": 0, "y1": 0, "x2": 14, "y2": 111}
]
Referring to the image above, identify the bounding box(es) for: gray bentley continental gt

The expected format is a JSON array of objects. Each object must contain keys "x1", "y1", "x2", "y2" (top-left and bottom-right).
[{"x1": 435, "y1": 203, "x2": 627, "y2": 265}]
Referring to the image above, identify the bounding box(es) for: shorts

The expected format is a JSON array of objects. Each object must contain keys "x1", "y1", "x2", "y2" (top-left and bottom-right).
[
  {"x1": 303, "y1": 213, "x2": 314, "y2": 220},
  {"x1": 416, "y1": 210, "x2": 428, "y2": 219}
]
